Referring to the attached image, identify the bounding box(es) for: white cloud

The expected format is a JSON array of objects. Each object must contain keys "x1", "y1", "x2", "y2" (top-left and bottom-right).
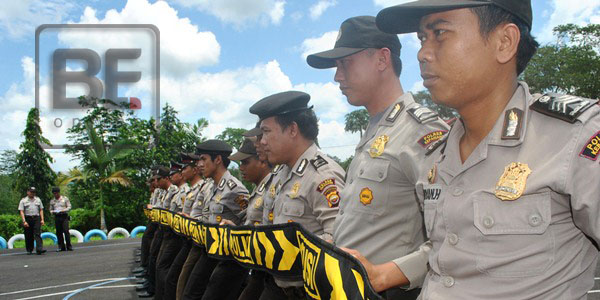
[
  {"x1": 173, "y1": 0, "x2": 286, "y2": 28},
  {"x1": 317, "y1": 120, "x2": 359, "y2": 160},
  {"x1": 309, "y1": 0, "x2": 337, "y2": 20},
  {"x1": 536, "y1": 0, "x2": 600, "y2": 43},
  {"x1": 0, "y1": 0, "x2": 75, "y2": 39},
  {"x1": 300, "y1": 30, "x2": 338, "y2": 60},
  {"x1": 59, "y1": 0, "x2": 221, "y2": 77},
  {"x1": 372, "y1": 0, "x2": 413, "y2": 8},
  {"x1": 400, "y1": 32, "x2": 420, "y2": 50},
  {"x1": 410, "y1": 80, "x2": 425, "y2": 93}
]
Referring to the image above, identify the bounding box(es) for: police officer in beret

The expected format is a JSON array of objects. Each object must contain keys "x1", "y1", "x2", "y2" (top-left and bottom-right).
[
  {"x1": 155, "y1": 160, "x2": 190, "y2": 299},
  {"x1": 376, "y1": 0, "x2": 600, "y2": 298},
  {"x1": 163, "y1": 152, "x2": 206, "y2": 299},
  {"x1": 307, "y1": 15, "x2": 449, "y2": 299},
  {"x1": 139, "y1": 166, "x2": 173, "y2": 298},
  {"x1": 182, "y1": 139, "x2": 249, "y2": 300},
  {"x1": 18, "y1": 187, "x2": 46, "y2": 255},
  {"x1": 50, "y1": 187, "x2": 73, "y2": 252},
  {"x1": 250, "y1": 91, "x2": 346, "y2": 299},
  {"x1": 135, "y1": 168, "x2": 163, "y2": 276}
]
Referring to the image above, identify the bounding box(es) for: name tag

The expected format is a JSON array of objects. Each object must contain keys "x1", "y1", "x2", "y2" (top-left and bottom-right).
[{"x1": 423, "y1": 184, "x2": 442, "y2": 201}]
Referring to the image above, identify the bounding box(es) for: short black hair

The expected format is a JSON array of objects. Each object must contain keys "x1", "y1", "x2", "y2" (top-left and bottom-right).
[
  {"x1": 470, "y1": 5, "x2": 539, "y2": 75},
  {"x1": 274, "y1": 109, "x2": 319, "y2": 141},
  {"x1": 209, "y1": 153, "x2": 231, "y2": 168}
]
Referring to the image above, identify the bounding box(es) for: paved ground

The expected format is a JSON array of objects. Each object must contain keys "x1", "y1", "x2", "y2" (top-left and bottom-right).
[
  {"x1": 0, "y1": 239, "x2": 599, "y2": 299},
  {"x1": 0, "y1": 239, "x2": 140, "y2": 300}
]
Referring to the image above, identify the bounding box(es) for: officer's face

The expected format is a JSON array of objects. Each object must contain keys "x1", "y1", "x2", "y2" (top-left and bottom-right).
[
  {"x1": 181, "y1": 165, "x2": 194, "y2": 181},
  {"x1": 253, "y1": 135, "x2": 268, "y2": 162},
  {"x1": 334, "y1": 49, "x2": 380, "y2": 107},
  {"x1": 240, "y1": 156, "x2": 262, "y2": 183},
  {"x1": 260, "y1": 117, "x2": 292, "y2": 165},
  {"x1": 417, "y1": 8, "x2": 498, "y2": 110},
  {"x1": 170, "y1": 172, "x2": 183, "y2": 185},
  {"x1": 27, "y1": 191, "x2": 34, "y2": 198},
  {"x1": 198, "y1": 154, "x2": 217, "y2": 178}
]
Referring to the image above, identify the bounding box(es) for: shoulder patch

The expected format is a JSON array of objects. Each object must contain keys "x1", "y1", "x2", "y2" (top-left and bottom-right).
[
  {"x1": 235, "y1": 195, "x2": 248, "y2": 209},
  {"x1": 296, "y1": 159, "x2": 308, "y2": 175},
  {"x1": 226, "y1": 179, "x2": 237, "y2": 190},
  {"x1": 317, "y1": 178, "x2": 336, "y2": 193},
  {"x1": 418, "y1": 130, "x2": 447, "y2": 148},
  {"x1": 580, "y1": 131, "x2": 600, "y2": 161},
  {"x1": 217, "y1": 178, "x2": 225, "y2": 190},
  {"x1": 408, "y1": 106, "x2": 439, "y2": 124},
  {"x1": 310, "y1": 155, "x2": 328, "y2": 170},
  {"x1": 425, "y1": 132, "x2": 449, "y2": 156},
  {"x1": 385, "y1": 102, "x2": 405, "y2": 122},
  {"x1": 531, "y1": 93, "x2": 598, "y2": 123}
]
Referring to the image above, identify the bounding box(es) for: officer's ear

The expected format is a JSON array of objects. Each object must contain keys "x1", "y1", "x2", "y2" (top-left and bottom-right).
[
  {"x1": 376, "y1": 48, "x2": 392, "y2": 72},
  {"x1": 494, "y1": 22, "x2": 520, "y2": 65},
  {"x1": 287, "y1": 121, "x2": 300, "y2": 139}
]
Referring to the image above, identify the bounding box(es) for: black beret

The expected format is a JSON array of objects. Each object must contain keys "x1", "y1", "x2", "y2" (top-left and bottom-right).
[
  {"x1": 229, "y1": 138, "x2": 258, "y2": 161},
  {"x1": 249, "y1": 91, "x2": 312, "y2": 120},
  {"x1": 157, "y1": 166, "x2": 171, "y2": 178},
  {"x1": 243, "y1": 126, "x2": 262, "y2": 138},
  {"x1": 180, "y1": 152, "x2": 199, "y2": 165},
  {"x1": 195, "y1": 139, "x2": 233, "y2": 156},
  {"x1": 170, "y1": 161, "x2": 185, "y2": 175}
]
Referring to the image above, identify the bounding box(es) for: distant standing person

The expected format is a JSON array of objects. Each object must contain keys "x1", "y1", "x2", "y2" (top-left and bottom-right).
[
  {"x1": 18, "y1": 187, "x2": 46, "y2": 255},
  {"x1": 50, "y1": 187, "x2": 73, "y2": 252}
]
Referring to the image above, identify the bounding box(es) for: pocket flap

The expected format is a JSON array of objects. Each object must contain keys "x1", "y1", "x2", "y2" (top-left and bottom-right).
[{"x1": 474, "y1": 192, "x2": 550, "y2": 235}]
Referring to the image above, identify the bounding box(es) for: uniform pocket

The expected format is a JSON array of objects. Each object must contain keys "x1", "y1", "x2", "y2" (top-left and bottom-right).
[
  {"x1": 282, "y1": 202, "x2": 304, "y2": 217},
  {"x1": 210, "y1": 203, "x2": 224, "y2": 214},
  {"x1": 474, "y1": 192, "x2": 554, "y2": 277},
  {"x1": 423, "y1": 200, "x2": 437, "y2": 238},
  {"x1": 352, "y1": 159, "x2": 390, "y2": 216}
]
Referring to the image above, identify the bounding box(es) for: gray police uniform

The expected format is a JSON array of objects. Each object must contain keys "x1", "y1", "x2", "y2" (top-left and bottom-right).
[
  {"x1": 50, "y1": 195, "x2": 71, "y2": 213},
  {"x1": 273, "y1": 143, "x2": 345, "y2": 288},
  {"x1": 190, "y1": 179, "x2": 213, "y2": 221},
  {"x1": 334, "y1": 93, "x2": 449, "y2": 289},
  {"x1": 244, "y1": 173, "x2": 272, "y2": 225},
  {"x1": 261, "y1": 165, "x2": 284, "y2": 225},
  {"x1": 417, "y1": 82, "x2": 600, "y2": 299},
  {"x1": 160, "y1": 185, "x2": 179, "y2": 209},
  {"x1": 204, "y1": 171, "x2": 249, "y2": 225},
  {"x1": 182, "y1": 180, "x2": 204, "y2": 216},
  {"x1": 19, "y1": 196, "x2": 43, "y2": 216},
  {"x1": 170, "y1": 183, "x2": 190, "y2": 213}
]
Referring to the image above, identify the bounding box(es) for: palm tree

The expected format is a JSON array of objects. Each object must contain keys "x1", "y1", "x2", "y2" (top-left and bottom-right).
[{"x1": 66, "y1": 120, "x2": 135, "y2": 232}]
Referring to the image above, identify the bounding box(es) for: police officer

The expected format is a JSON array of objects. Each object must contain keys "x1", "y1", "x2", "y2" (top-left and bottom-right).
[
  {"x1": 163, "y1": 152, "x2": 205, "y2": 299},
  {"x1": 50, "y1": 187, "x2": 73, "y2": 252},
  {"x1": 138, "y1": 166, "x2": 174, "y2": 298},
  {"x1": 224, "y1": 138, "x2": 273, "y2": 300},
  {"x1": 182, "y1": 139, "x2": 249, "y2": 300},
  {"x1": 18, "y1": 187, "x2": 46, "y2": 255},
  {"x1": 249, "y1": 91, "x2": 345, "y2": 299},
  {"x1": 155, "y1": 161, "x2": 189, "y2": 299},
  {"x1": 135, "y1": 169, "x2": 163, "y2": 276},
  {"x1": 306, "y1": 16, "x2": 449, "y2": 298},
  {"x1": 376, "y1": 1, "x2": 600, "y2": 298}
]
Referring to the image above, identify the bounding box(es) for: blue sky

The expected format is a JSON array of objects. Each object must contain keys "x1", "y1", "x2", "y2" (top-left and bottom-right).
[{"x1": 0, "y1": 0, "x2": 598, "y2": 171}]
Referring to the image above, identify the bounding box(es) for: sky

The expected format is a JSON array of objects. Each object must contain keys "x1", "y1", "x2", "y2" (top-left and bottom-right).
[{"x1": 0, "y1": 0, "x2": 598, "y2": 172}]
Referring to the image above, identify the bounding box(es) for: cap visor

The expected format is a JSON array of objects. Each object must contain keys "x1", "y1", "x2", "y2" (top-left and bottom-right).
[
  {"x1": 376, "y1": 0, "x2": 489, "y2": 34},
  {"x1": 307, "y1": 47, "x2": 365, "y2": 69},
  {"x1": 243, "y1": 127, "x2": 262, "y2": 137},
  {"x1": 229, "y1": 151, "x2": 253, "y2": 161}
]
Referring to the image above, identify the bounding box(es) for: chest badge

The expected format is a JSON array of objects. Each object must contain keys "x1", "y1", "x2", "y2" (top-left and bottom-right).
[
  {"x1": 428, "y1": 164, "x2": 437, "y2": 184},
  {"x1": 215, "y1": 194, "x2": 222, "y2": 203},
  {"x1": 269, "y1": 184, "x2": 276, "y2": 198},
  {"x1": 289, "y1": 182, "x2": 301, "y2": 199},
  {"x1": 254, "y1": 197, "x2": 263, "y2": 209},
  {"x1": 369, "y1": 135, "x2": 389, "y2": 158},
  {"x1": 360, "y1": 187, "x2": 373, "y2": 205},
  {"x1": 495, "y1": 162, "x2": 532, "y2": 201}
]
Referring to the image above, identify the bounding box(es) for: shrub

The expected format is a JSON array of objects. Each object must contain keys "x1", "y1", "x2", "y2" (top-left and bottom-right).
[
  {"x1": 69, "y1": 208, "x2": 99, "y2": 233},
  {"x1": 0, "y1": 214, "x2": 22, "y2": 239}
]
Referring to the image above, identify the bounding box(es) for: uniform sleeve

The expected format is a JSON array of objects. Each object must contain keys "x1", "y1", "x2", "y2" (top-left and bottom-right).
[
  {"x1": 392, "y1": 241, "x2": 431, "y2": 289},
  {"x1": 567, "y1": 114, "x2": 600, "y2": 246},
  {"x1": 65, "y1": 197, "x2": 72, "y2": 212},
  {"x1": 49, "y1": 200, "x2": 55, "y2": 212},
  {"x1": 311, "y1": 169, "x2": 345, "y2": 241},
  {"x1": 222, "y1": 186, "x2": 249, "y2": 222},
  {"x1": 18, "y1": 199, "x2": 24, "y2": 211},
  {"x1": 38, "y1": 198, "x2": 44, "y2": 209}
]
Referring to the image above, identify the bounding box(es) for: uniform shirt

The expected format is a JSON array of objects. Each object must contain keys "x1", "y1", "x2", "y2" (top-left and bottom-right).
[
  {"x1": 159, "y1": 184, "x2": 179, "y2": 209},
  {"x1": 190, "y1": 179, "x2": 213, "y2": 221},
  {"x1": 170, "y1": 183, "x2": 190, "y2": 213},
  {"x1": 49, "y1": 196, "x2": 71, "y2": 214},
  {"x1": 244, "y1": 174, "x2": 273, "y2": 225},
  {"x1": 150, "y1": 188, "x2": 163, "y2": 206},
  {"x1": 203, "y1": 171, "x2": 249, "y2": 225},
  {"x1": 273, "y1": 143, "x2": 345, "y2": 240},
  {"x1": 182, "y1": 180, "x2": 205, "y2": 215},
  {"x1": 416, "y1": 82, "x2": 600, "y2": 299},
  {"x1": 261, "y1": 165, "x2": 284, "y2": 225},
  {"x1": 18, "y1": 196, "x2": 43, "y2": 216},
  {"x1": 333, "y1": 93, "x2": 449, "y2": 288}
]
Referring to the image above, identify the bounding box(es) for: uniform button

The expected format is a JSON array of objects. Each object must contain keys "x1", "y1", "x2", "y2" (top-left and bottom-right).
[
  {"x1": 482, "y1": 216, "x2": 495, "y2": 229},
  {"x1": 442, "y1": 276, "x2": 455, "y2": 288},
  {"x1": 378, "y1": 172, "x2": 384, "y2": 178},
  {"x1": 529, "y1": 213, "x2": 542, "y2": 227},
  {"x1": 349, "y1": 179, "x2": 353, "y2": 184},
  {"x1": 452, "y1": 188, "x2": 463, "y2": 196},
  {"x1": 359, "y1": 169, "x2": 364, "y2": 175},
  {"x1": 447, "y1": 233, "x2": 459, "y2": 245},
  {"x1": 339, "y1": 210, "x2": 344, "y2": 215}
]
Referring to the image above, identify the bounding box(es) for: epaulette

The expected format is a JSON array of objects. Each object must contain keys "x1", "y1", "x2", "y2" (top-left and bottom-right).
[
  {"x1": 407, "y1": 105, "x2": 439, "y2": 124},
  {"x1": 530, "y1": 93, "x2": 598, "y2": 123},
  {"x1": 310, "y1": 155, "x2": 328, "y2": 170},
  {"x1": 226, "y1": 179, "x2": 237, "y2": 190}
]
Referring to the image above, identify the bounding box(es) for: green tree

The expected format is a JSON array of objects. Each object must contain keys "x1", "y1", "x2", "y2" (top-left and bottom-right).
[
  {"x1": 216, "y1": 127, "x2": 246, "y2": 149},
  {"x1": 0, "y1": 150, "x2": 17, "y2": 175},
  {"x1": 524, "y1": 24, "x2": 600, "y2": 99},
  {"x1": 331, "y1": 155, "x2": 354, "y2": 171},
  {"x1": 344, "y1": 109, "x2": 369, "y2": 138},
  {"x1": 413, "y1": 91, "x2": 458, "y2": 121},
  {"x1": 14, "y1": 108, "x2": 56, "y2": 208}
]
